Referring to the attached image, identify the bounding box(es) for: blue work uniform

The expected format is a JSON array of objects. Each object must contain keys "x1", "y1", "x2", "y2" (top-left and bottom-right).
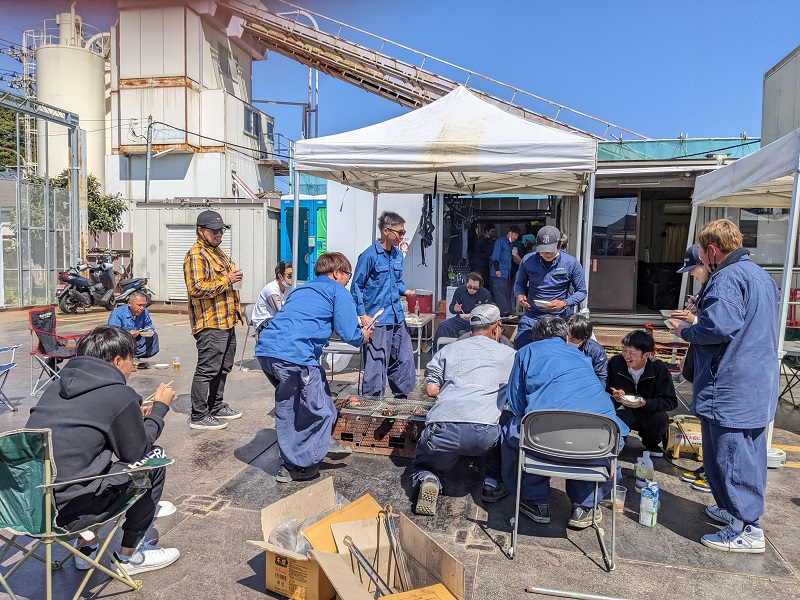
[
  {"x1": 502, "y1": 337, "x2": 628, "y2": 508},
  {"x1": 578, "y1": 338, "x2": 609, "y2": 388},
  {"x1": 513, "y1": 251, "x2": 587, "y2": 350},
  {"x1": 256, "y1": 275, "x2": 365, "y2": 469},
  {"x1": 107, "y1": 304, "x2": 159, "y2": 358},
  {"x1": 433, "y1": 284, "x2": 492, "y2": 348},
  {"x1": 351, "y1": 240, "x2": 416, "y2": 397},
  {"x1": 490, "y1": 236, "x2": 515, "y2": 316}
]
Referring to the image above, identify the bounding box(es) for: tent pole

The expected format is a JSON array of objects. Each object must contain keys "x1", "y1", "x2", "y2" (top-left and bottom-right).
[
  {"x1": 678, "y1": 204, "x2": 699, "y2": 306},
  {"x1": 291, "y1": 146, "x2": 300, "y2": 290},
  {"x1": 580, "y1": 173, "x2": 596, "y2": 310},
  {"x1": 372, "y1": 189, "x2": 379, "y2": 239}
]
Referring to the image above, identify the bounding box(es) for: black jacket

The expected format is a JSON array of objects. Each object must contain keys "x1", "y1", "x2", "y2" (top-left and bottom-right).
[
  {"x1": 606, "y1": 354, "x2": 678, "y2": 414},
  {"x1": 27, "y1": 356, "x2": 169, "y2": 506}
]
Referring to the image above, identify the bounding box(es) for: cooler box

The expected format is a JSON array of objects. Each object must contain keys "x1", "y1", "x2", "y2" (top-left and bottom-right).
[{"x1": 407, "y1": 289, "x2": 433, "y2": 314}]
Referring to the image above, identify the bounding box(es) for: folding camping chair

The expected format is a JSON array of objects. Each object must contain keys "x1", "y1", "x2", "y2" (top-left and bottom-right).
[
  {"x1": 0, "y1": 428, "x2": 173, "y2": 600},
  {"x1": 29, "y1": 307, "x2": 81, "y2": 396},
  {"x1": 0, "y1": 345, "x2": 21, "y2": 411},
  {"x1": 509, "y1": 410, "x2": 621, "y2": 572}
]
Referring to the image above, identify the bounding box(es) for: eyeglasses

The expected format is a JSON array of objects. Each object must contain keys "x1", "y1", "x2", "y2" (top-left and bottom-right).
[
  {"x1": 340, "y1": 270, "x2": 352, "y2": 277},
  {"x1": 465, "y1": 285, "x2": 481, "y2": 291},
  {"x1": 386, "y1": 228, "x2": 407, "y2": 237},
  {"x1": 203, "y1": 227, "x2": 225, "y2": 235}
]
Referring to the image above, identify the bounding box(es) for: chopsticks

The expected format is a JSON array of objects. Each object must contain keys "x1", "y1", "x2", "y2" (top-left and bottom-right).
[{"x1": 143, "y1": 380, "x2": 173, "y2": 403}]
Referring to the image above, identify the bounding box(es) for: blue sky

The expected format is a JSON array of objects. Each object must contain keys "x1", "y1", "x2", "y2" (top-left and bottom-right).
[{"x1": 2, "y1": 0, "x2": 799, "y2": 142}]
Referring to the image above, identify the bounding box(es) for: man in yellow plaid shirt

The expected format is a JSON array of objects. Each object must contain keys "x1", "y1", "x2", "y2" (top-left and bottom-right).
[{"x1": 183, "y1": 210, "x2": 244, "y2": 430}]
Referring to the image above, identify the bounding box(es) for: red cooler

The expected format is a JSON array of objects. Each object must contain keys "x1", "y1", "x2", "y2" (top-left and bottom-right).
[{"x1": 407, "y1": 289, "x2": 433, "y2": 314}]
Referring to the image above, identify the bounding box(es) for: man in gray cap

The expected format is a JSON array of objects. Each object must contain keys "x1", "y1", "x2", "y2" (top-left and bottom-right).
[
  {"x1": 183, "y1": 210, "x2": 244, "y2": 430},
  {"x1": 513, "y1": 225, "x2": 587, "y2": 350},
  {"x1": 412, "y1": 304, "x2": 516, "y2": 516}
]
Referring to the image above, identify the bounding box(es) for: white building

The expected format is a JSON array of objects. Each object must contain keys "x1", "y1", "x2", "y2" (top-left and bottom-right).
[{"x1": 32, "y1": 0, "x2": 276, "y2": 200}]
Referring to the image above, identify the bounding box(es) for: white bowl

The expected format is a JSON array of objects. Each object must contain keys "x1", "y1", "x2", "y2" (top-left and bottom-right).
[
  {"x1": 660, "y1": 309, "x2": 677, "y2": 318},
  {"x1": 140, "y1": 329, "x2": 155, "y2": 338},
  {"x1": 533, "y1": 299, "x2": 551, "y2": 308},
  {"x1": 622, "y1": 394, "x2": 643, "y2": 406},
  {"x1": 153, "y1": 363, "x2": 170, "y2": 370}
]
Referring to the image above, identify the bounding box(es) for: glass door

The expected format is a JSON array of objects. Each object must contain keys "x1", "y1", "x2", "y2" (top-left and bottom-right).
[{"x1": 588, "y1": 196, "x2": 638, "y2": 312}]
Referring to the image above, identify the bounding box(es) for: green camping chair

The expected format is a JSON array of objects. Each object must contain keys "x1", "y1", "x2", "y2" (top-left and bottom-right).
[{"x1": 0, "y1": 428, "x2": 173, "y2": 600}]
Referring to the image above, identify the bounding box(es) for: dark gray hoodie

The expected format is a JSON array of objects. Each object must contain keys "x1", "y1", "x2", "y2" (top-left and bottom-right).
[{"x1": 27, "y1": 355, "x2": 170, "y2": 506}]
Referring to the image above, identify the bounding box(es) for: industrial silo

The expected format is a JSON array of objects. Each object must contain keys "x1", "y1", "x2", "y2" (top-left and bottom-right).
[{"x1": 35, "y1": 9, "x2": 108, "y2": 185}]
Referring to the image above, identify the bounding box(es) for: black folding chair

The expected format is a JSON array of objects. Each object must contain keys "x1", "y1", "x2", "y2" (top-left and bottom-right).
[
  {"x1": 28, "y1": 307, "x2": 81, "y2": 396},
  {"x1": 509, "y1": 410, "x2": 621, "y2": 572}
]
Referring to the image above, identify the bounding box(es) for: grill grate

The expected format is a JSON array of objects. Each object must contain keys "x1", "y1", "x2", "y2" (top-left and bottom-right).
[{"x1": 334, "y1": 396, "x2": 432, "y2": 420}]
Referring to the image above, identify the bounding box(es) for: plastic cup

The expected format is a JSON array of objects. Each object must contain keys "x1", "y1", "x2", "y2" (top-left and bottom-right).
[
  {"x1": 614, "y1": 485, "x2": 627, "y2": 513},
  {"x1": 232, "y1": 279, "x2": 242, "y2": 291},
  {"x1": 172, "y1": 356, "x2": 181, "y2": 371}
]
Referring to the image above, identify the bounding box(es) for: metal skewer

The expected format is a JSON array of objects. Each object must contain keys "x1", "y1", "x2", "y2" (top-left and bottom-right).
[
  {"x1": 380, "y1": 506, "x2": 412, "y2": 592},
  {"x1": 342, "y1": 536, "x2": 392, "y2": 597}
]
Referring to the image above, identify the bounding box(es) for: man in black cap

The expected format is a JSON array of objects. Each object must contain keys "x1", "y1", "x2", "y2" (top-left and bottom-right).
[
  {"x1": 513, "y1": 225, "x2": 587, "y2": 350},
  {"x1": 183, "y1": 210, "x2": 244, "y2": 430}
]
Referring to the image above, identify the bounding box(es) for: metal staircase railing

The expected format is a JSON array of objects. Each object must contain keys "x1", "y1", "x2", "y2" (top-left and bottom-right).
[{"x1": 222, "y1": 0, "x2": 648, "y2": 140}]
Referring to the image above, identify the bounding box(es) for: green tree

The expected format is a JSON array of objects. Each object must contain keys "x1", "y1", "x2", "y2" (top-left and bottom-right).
[
  {"x1": 46, "y1": 169, "x2": 127, "y2": 235},
  {"x1": 0, "y1": 106, "x2": 24, "y2": 168}
]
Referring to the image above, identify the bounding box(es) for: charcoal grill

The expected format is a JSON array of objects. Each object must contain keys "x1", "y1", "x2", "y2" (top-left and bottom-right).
[{"x1": 332, "y1": 395, "x2": 433, "y2": 458}]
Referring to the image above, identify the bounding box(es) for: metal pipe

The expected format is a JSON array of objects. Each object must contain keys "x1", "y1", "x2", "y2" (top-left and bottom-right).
[
  {"x1": 525, "y1": 586, "x2": 629, "y2": 600},
  {"x1": 580, "y1": 173, "x2": 596, "y2": 309},
  {"x1": 15, "y1": 112, "x2": 22, "y2": 307},
  {"x1": 342, "y1": 536, "x2": 392, "y2": 597},
  {"x1": 44, "y1": 120, "x2": 50, "y2": 300},
  {"x1": 145, "y1": 116, "x2": 153, "y2": 202}
]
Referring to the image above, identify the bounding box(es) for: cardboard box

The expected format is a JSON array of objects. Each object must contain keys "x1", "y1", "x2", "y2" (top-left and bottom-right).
[
  {"x1": 311, "y1": 514, "x2": 465, "y2": 600},
  {"x1": 248, "y1": 477, "x2": 384, "y2": 600}
]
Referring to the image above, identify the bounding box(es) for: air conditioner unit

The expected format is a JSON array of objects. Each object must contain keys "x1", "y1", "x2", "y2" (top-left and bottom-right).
[{"x1": 662, "y1": 203, "x2": 692, "y2": 215}]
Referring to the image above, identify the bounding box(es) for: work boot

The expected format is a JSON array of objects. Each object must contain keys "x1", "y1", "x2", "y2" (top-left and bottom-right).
[
  {"x1": 275, "y1": 464, "x2": 320, "y2": 484},
  {"x1": 415, "y1": 480, "x2": 440, "y2": 516}
]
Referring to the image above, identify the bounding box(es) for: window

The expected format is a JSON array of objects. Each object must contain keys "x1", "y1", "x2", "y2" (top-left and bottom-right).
[
  {"x1": 737, "y1": 208, "x2": 789, "y2": 266},
  {"x1": 244, "y1": 106, "x2": 261, "y2": 138},
  {"x1": 218, "y1": 43, "x2": 238, "y2": 82}
]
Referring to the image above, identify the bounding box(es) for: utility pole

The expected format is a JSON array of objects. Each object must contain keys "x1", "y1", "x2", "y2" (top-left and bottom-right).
[{"x1": 144, "y1": 115, "x2": 153, "y2": 202}]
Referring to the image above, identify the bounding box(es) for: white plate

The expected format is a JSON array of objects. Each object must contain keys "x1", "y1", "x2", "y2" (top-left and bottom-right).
[
  {"x1": 533, "y1": 299, "x2": 551, "y2": 308},
  {"x1": 622, "y1": 395, "x2": 643, "y2": 406},
  {"x1": 660, "y1": 309, "x2": 678, "y2": 318},
  {"x1": 140, "y1": 330, "x2": 155, "y2": 338},
  {"x1": 663, "y1": 319, "x2": 675, "y2": 330},
  {"x1": 153, "y1": 363, "x2": 170, "y2": 369}
]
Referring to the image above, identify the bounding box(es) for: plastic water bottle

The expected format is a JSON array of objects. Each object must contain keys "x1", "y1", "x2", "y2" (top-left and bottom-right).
[
  {"x1": 639, "y1": 481, "x2": 660, "y2": 527},
  {"x1": 635, "y1": 451, "x2": 654, "y2": 490}
]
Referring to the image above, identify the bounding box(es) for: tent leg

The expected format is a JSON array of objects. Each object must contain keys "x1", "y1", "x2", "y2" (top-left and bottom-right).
[
  {"x1": 677, "y1": 204, "x2": 699, "y2": 306},
  {"x1": 372, "y1": 190, "x2": 379, "y2": 239},
  {"x1": 580, "y1": 173, "x2": 595, "y2": 310},
  {"x1": 291, "y1": 148, "x2": 300, "y2": 290}
]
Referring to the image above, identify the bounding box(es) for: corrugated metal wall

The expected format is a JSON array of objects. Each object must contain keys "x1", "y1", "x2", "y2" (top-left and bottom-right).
[{"x1": 131, "y1": 202, "x2": 279, "y2": 304}]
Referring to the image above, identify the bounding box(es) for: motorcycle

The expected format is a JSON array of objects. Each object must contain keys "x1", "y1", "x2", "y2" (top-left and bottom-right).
[
  {"x1": 56, "y1": 257, "x2": 118, "y2": 314},
  {"x1": 115, "y1": 273, "x2": 154, "y2": 307}
]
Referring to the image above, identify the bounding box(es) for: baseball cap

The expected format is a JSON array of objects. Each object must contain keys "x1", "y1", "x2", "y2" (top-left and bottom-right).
[
  {"x1": 521, "y1": 234, "x2": 536, "y2": 245},
  {"x1": 536, "y1": 226, "x2": 560, "y2": 253},
  {"x1": 677, "y1": 244, "x2": 701, "y2": 273},
  {"x1": 196, "y1": 210, "x2": 229, "y2": 230},
  {"x1": 470, "y1": 304, "x2": 502, "y2": 326}
]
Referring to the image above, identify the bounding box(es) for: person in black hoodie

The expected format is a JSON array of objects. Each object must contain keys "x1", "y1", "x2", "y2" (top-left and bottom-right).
[
  {"x1": 26, "y1": 325, "x2": 180, "y2": 575},
  {"x1": 606, "y1": 330, "x2": 677, "y2": 456}
]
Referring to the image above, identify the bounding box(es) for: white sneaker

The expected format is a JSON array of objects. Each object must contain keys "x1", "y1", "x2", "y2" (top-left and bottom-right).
[
  {"x1": 115, "y1": 540, "x2": 180, "y2": 575},
  {"x1": 73, "y1": 541, "x2": 98, "y2": 571},
  {"x1": 705, "y1": 505, "x2": 734, "y2": 525},
  {"x1": 701, "y1": 524, "x2": 765, "y2": 553}
]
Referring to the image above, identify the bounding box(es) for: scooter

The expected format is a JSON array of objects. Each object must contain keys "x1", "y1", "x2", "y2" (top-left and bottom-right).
[
  {"x1": 56, "y1": 257, "x2": 118, "y2": 314},
  {"x1": 115, "y1": 274, "x2": 153, "y2": 306}
]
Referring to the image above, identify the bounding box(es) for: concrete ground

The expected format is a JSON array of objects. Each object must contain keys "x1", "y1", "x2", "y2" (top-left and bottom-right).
[{"x1": 1, "y1": 307, "x2": 799, "y2": 599}]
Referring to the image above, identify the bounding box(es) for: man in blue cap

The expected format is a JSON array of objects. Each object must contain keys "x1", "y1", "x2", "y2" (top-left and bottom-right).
[{"x1": 513, "y1": 226, "x2": 587, "y2": 350}]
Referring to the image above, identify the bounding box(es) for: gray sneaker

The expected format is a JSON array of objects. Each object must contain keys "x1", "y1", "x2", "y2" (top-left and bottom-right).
[
  {"x1": 705, "y1": 504, "x2": 734, "y2": 525},
  {"x1": 189, "y1": 415, "x2": 228, "y2": 430},
  {"x1": 326, "y1": 439, "x2": 353, "y2": 460},
  {"x1": 213, "y1": 404, "x2": 242, "y2": 420},
  {"x1": 568, "y1": 505, "x2": 602, "y2": 529}
]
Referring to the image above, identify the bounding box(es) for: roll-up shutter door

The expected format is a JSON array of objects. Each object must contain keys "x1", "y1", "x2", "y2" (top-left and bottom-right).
[{"x1": 167, "y1": 226, "x2": 232, "y2": 301}]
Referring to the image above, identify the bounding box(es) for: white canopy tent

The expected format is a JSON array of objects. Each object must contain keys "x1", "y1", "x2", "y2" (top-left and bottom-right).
[
  {"x1": 692, "y1": 127, "x2": 800, "y2": 352},
  {"x1": 290, "y1": 85, "x2": 598, "y2": 294}
]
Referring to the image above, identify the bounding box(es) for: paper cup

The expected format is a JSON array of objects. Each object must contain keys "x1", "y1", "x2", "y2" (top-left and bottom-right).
[{"x1": 232, "y1": 280, "x2": 242, "y2": 291}]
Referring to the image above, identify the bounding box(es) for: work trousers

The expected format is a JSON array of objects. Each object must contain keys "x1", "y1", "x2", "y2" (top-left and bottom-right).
[
  {"x1": 258, "y1": 356, "x2": 336, "y2": 469},
  {"x1": 501, "y1": 414, "x2": 619, "y2": 508},
  {"x1": 56, "y1": 452, "x2": 167, "y2": 549},
  {"x1": 433, "y1": 316, "x2": 470, "y2": 350},
  {"x1": 191, "y1": 327, "x2": 236, "y2": 420},
  {"x1": 411, "y1": 421, "x2": 502, "y2": 491},
  {"x1": 616, "y1": 407, "x2": 669, "y2": 453},
  {"x1": 362, "y1": 324, "x2": 416, "y2": 397},
  {"x1": 701, "y1": 420, "x2": 767, "y2": 526},
  {"x1": 491, "y1": 276, "x2": 513, "y2": 317},
  {"x1": 135, "y1": 332, "x2": 160, "y2": 359}
]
